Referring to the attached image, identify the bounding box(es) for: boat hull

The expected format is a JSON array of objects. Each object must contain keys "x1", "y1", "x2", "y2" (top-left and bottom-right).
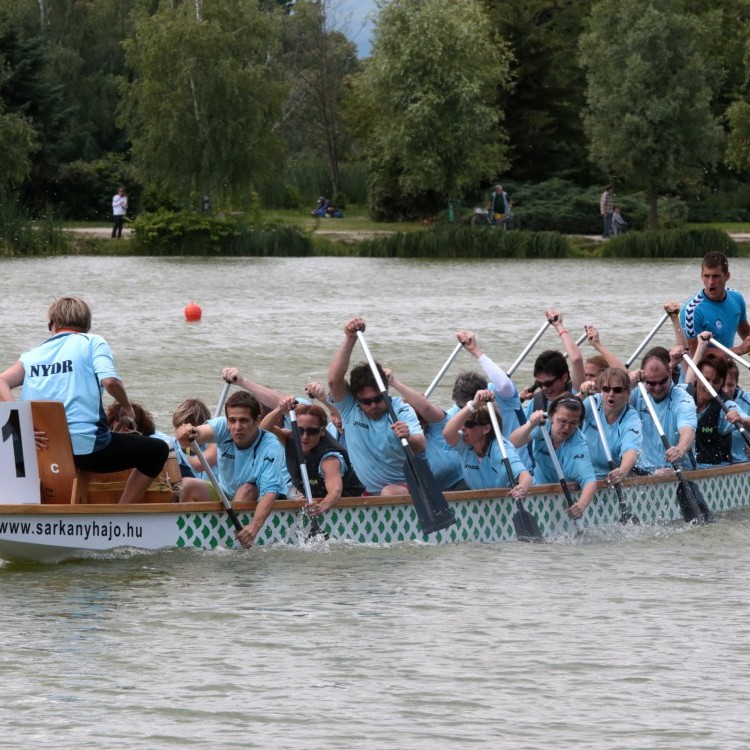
[{"x1": 1, "y1": 464, "x2": 748, "y2": 562}]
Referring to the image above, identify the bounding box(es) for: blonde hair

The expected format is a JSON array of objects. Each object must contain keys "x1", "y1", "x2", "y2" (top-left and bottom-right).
[
  {"x1": 172, "y1": 398, "x2": 210, "y2": 428},
  {"x1": 48, "y1": 297, "x2": 92, "y2": 332}
]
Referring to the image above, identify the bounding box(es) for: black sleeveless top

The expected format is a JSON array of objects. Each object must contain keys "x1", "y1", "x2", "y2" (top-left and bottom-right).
[{"x1": 284, "y1": 432, "x2": 364, "y2": 498}]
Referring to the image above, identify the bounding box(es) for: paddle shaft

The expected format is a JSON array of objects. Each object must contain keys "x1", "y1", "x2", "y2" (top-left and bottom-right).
[
  {"x1": 539, "y1": 421, "x2": 579, "y2": 521},
  {"x1": 636, "y1": 382, "x2": 701, "y2": 520},
  {"x1": 682, "y1": 353, "x2": 750, "y2": 450},
  {"x1": 289, "y1": 410, "x2": 325, "y2": 537},
  {"x1": 625, "y1": 313, "x2": 669, "y2": 368},
  {"x1": 507, "y1": 321, "x2": 551, "y2": 376},
  {"x1": 190, "y1": 440, "x2": 244, "y2": 533},
  {"x1": 487, "y1": 398, "x2": 518, "y2": 488},
  {"x1": 424, "y1": 342, "x2": 463, "y2": 398},
  {"x1": 708, "y1": 336, "x2": 750, "y2": 372},
  {"x1": 215, "y1": 382, "x2": 231, "y2": 419}
]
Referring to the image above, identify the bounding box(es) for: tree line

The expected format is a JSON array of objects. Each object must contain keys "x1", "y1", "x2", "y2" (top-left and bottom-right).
[{"x1": 1, "y1": 0, "x2": 749, "y2": 225}]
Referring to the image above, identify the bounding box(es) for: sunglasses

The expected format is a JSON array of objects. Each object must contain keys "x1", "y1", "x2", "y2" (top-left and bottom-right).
[
  {"x1": 464, "y1": 420, "x2": 486, "y2": 429},
  {"x1": 297, "y1": 426, "x2": 322, "y2": 436},
  {"x1": 644, "y1": 377, "x2": 669, "y2": 387},
  {"x1": 357, "y1": 394, "x2": 385, "y2": 406},
  {"x1": 600, "y1": 385, "x2": 625, "y2": 394},
  {"x1": 536, "y1": 377, "x2": 559, "y2": 390}
]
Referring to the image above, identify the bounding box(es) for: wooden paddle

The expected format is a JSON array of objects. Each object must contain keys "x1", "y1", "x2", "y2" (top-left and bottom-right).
[
  {"x1": 625, "y1": 313, "x2": 669, "y2": 368},
  {"x1": 356, "y1": 331, "x2": 455, "y2": 535},
  {"x1": 682, "y1": 353, "x2": 750, "y2": 456},
  {"x1": 636, "y1": 382, "x2": 703, "y2": 523},
  {"x1": 539, "y1": 419, "x2": 583, "y2": 534},
  {"x1": 588, "y1": 396, "x2": 640, "y2": 525},
  {"x1": 486, "y1": 396, "x2": 543, "y2": 542},
  {"x1": 424, "y1": 342, "x2": 463, "y2": 398},
  {"x1": 190, "y1": 440, "x2": 244, "y2": 535},
  {"x1": 288, "y1": 408, "x2": 327, "y2": 539}
]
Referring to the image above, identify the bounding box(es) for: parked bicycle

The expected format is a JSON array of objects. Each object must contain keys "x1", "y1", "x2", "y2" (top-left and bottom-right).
[{"x1": 470, "y1": 207, "x2": 517, "y2": 229}]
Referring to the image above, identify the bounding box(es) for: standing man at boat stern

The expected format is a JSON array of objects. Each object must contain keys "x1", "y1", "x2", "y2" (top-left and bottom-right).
[
  {"x1": 175, "y1": 390, "x2": 291, "y2": 547},
  {"x1": 680, "y1": 252, "x2": 750, "y2": 356},
  {"x1": 327, "y1": 318, "x2": 425, "y2": 495}
]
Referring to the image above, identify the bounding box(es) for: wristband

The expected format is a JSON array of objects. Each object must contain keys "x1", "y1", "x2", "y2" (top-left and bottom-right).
[
  {"x1": 557, "y1": 329, "x2": 568, "y2": 336},
  {"x1": 466, "y1": 401, "x2": 477, "y2": 413}
]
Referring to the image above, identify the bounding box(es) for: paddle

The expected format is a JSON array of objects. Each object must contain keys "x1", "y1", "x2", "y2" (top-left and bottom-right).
[
  {"x1": 289, "y1": 408, "x2": 327, "y2": 539},
  {"x1": 486, "y1": 395, "x2": 542, "y2": 541},
  {"x1": 355, "y1": 331, "x2": 456, "y2": 535},
  {"x1": 707, "y1": 336, "x2": 750, "y2": 372},
  {"x1": 539, "y1": 418, "x2": 583, "y2": 534},
  {"x1": 507, "y1": 320, "x2": 551, "y2": 376},
  {"x1": 625, "y1": 313, "x2": 669, "y2": 368},
  {"x1": 636, "y1": 382, "x2": 703, "y2": 524},
  {"x1": 424, "y1": 342, "x2": 464, "y2": 398},
  {"x1": 190, "y1": 440, "x2": 244, "y2": 535},
  {"x1": 588, "y1": 397, "x2": 640, "y2": 525},
  {"x1": 215, "y1": 381, "x2": 231, "y2": 418},
  {"x1": 682, "y1": 353, "x2": 750, "y2": 456}
]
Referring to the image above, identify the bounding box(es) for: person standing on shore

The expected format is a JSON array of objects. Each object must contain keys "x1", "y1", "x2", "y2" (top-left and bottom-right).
[
  {"x1": 599, "y1": 184, "x2": 614, "y2": 238},
  {"x1": 112, "y1": 186, "x2": 127, "y2": 239}
]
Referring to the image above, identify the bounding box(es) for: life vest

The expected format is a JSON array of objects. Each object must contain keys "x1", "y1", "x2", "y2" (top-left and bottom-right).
[
  {"x1": 688, "y1": 385, "x2": 732, "y2": 465},
  {"x1": 285, "y1": 432, "x2": 364, "y2": 498}
]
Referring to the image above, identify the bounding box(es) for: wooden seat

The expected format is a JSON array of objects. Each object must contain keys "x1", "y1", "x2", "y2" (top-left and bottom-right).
[{"x1": 31, "y1": 401, "x2": 180, "y2": 504}]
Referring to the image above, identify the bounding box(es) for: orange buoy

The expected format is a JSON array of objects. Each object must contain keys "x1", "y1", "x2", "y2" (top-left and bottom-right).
[{"x1": 184, "y1": 301, "x2": 202, "y2": 322}]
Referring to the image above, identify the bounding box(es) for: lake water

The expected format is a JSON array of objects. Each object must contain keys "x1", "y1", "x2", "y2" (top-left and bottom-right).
[{"x1": 1, "y1": 256, "x2": 749, "y2": 748}]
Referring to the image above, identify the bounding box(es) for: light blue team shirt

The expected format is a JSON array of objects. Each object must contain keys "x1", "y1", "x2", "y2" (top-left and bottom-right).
[
  {"x1": 20, "y1": 331, "x2": 119, "y2": 455},
  {"x1": 425, "y1": 415, "x2": 464, "y2": 490},
  {"x1": 729, "y1": 386, "x2": 750, "y2": 463},
  {"x1": 453, "y1": 436, "x2": 527, "y2": 490},
  {"x1": 207, "y1": 418, "x2": 291, "y2": 499},
  {"x1": 529, "y1": 424, "x2": 597, "y2": 489},
  {"x1": 680, "y1": 288, "x2": 747, "y2": 349},
  {"x1": 333, "y1": 390, "x2": 423, "y2": 493},
  {"x1": 629, "y1": 385, "x2": 697, "y2": 471},
  {"x1": 581, "y1": 395, "x2": 643, "y2": 479}
]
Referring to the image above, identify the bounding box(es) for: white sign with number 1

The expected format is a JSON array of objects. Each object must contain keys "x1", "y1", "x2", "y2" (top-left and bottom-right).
[{"x1": 0, "y1": 402, "x2": 41, "y2": 504}]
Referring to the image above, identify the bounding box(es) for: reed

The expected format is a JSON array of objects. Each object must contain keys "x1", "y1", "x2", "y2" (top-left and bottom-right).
[
  {"x1": 0, "y1": 201, "x2": 70, "y2": 256},
  {"x1": 355, "y1": 227, "x2": 570, "y2": 258},
  {"x1": 601, "y1": 228, "x2": 737, "y2": 258}
]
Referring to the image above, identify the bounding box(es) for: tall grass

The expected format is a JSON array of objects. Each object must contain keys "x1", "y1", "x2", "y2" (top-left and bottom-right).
[
  {"x1": 601, "y1": 228, "x2": 737, "y2": 258},
  {"x1": 0, "y1": 199, "x2": 70, "y2": 256},
  {"x1": 356, "y1": 227, "x2": 570, "y2": 258}
]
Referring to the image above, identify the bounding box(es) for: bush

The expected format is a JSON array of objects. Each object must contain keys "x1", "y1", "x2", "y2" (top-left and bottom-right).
[
  {"x1": 601, "y1": 228, "x2": 737, "y2": 258},
  {"x1": 686, "y1": 185, "x2": 750, "y2": 223},
  {"x1": 130, "y1": 210, "x2": 313, "y2": 256},
  {"x1": 356, "y1": 227, "x2": 570, "y2": 258}
]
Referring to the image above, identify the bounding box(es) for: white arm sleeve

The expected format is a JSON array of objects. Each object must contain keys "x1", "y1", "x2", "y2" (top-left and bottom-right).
[{"x1": 477, "y1": 353, "x2": 515, "y2": 398}]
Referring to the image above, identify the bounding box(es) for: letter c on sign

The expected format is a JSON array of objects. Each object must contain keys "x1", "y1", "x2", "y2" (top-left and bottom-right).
[{"x1": 51, "y1": 463, "x2": 60, "y2": 474}]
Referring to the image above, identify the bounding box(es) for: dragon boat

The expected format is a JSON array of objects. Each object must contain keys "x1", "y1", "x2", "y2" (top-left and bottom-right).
[{"x1": 1, "y1": 401, "x2": 749, "y2": 563}]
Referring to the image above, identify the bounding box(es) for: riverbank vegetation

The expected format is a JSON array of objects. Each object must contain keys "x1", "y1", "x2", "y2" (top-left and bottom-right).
[{"x1": 1, "y1": 0, "x2": 750, "y2": 255}]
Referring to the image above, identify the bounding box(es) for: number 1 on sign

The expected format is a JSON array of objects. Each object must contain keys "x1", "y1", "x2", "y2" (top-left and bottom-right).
[{"x1": 0, "y1": 402, "x2": 40, "y2": 504}]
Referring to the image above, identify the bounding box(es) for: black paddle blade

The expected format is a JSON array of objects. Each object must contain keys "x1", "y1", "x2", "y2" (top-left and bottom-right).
[
  {"x1": 512, "y1": 501, "x2": 544, "y2": 542},
  {"x1": 403, "y1": 456, "x2": 455, "y2": 535},
  {"x1": 619, "y1": 509, "x2": 641, "y2": 526},
  {"x1": 307, "y1": 515, "x2": 329, "y2": 541},
  {"x1": 676, "y1": 479, "x2": 713, "y2": 524}
]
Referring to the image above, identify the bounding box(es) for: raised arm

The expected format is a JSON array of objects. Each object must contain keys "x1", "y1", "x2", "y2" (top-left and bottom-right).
[
  {"x1": 386, "y1": 368, "x2": 445, "y2": 423},
  {"x1": 664, "y1": 301, "x2": 689, "y2": 353},
  {"x1": 258, "y1": 395, "x2": 295, "y2": 444},
  {"x1": 221, "y1": 367, "x2": 282, "y2": 411},
  {"x1": 327, "y1": 317, "x2": 365, "y2": 402},
  {"x1": 682, "y1": 332, "x2": 712, "y2": 385},
  {"x1": 456, "y1": 330, "x2": 514, "y2": 398},
  {"x1": 509, "y1": 409, "x2": 546, "y2": 448},
  {"x1": 443, "y1": 389, "x2": 493, "y2": 447},
  {"x1": 584, "y1": 325, "x2": 625, "y2": 369},
  {"x1": 546, "y1": 309, "x2": 585, "y2": 390}
]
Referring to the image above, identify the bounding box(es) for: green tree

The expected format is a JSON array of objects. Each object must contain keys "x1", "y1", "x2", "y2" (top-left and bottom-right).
[
  {"x1": 279, "y1": 0, "x2": 359, "y2": 197},
  {"x1": 486, "y1": 0, "x2": 590, "y2": 182},
  {"x1": 119, "y1": 0, "x2": 287, "y2": 208},
  {"x1": 350, "y1": 0, "x2": 512, "y2": 220},
  {"x1": 579, "y1": 0, "x2": 722, "y2": 227}
]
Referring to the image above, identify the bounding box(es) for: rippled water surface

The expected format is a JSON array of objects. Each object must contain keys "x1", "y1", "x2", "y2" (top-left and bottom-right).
[{"x1": 2, "y1": 256, "x2": 750, "y2": 748}]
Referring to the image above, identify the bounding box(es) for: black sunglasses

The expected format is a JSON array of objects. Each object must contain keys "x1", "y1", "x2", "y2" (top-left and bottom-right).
[
  {"x1": 297, "y1": 426, "x2": 322, "y2": 436},
  {"x1": 357, "y1": 394, "x2": 385, "y2": 406},
  {"x1": 644, "y1": 377, "x2": 669, "y2": 387},
  {"x1": 600, "y1": 385, "x2": 625, "y2": 394}
]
